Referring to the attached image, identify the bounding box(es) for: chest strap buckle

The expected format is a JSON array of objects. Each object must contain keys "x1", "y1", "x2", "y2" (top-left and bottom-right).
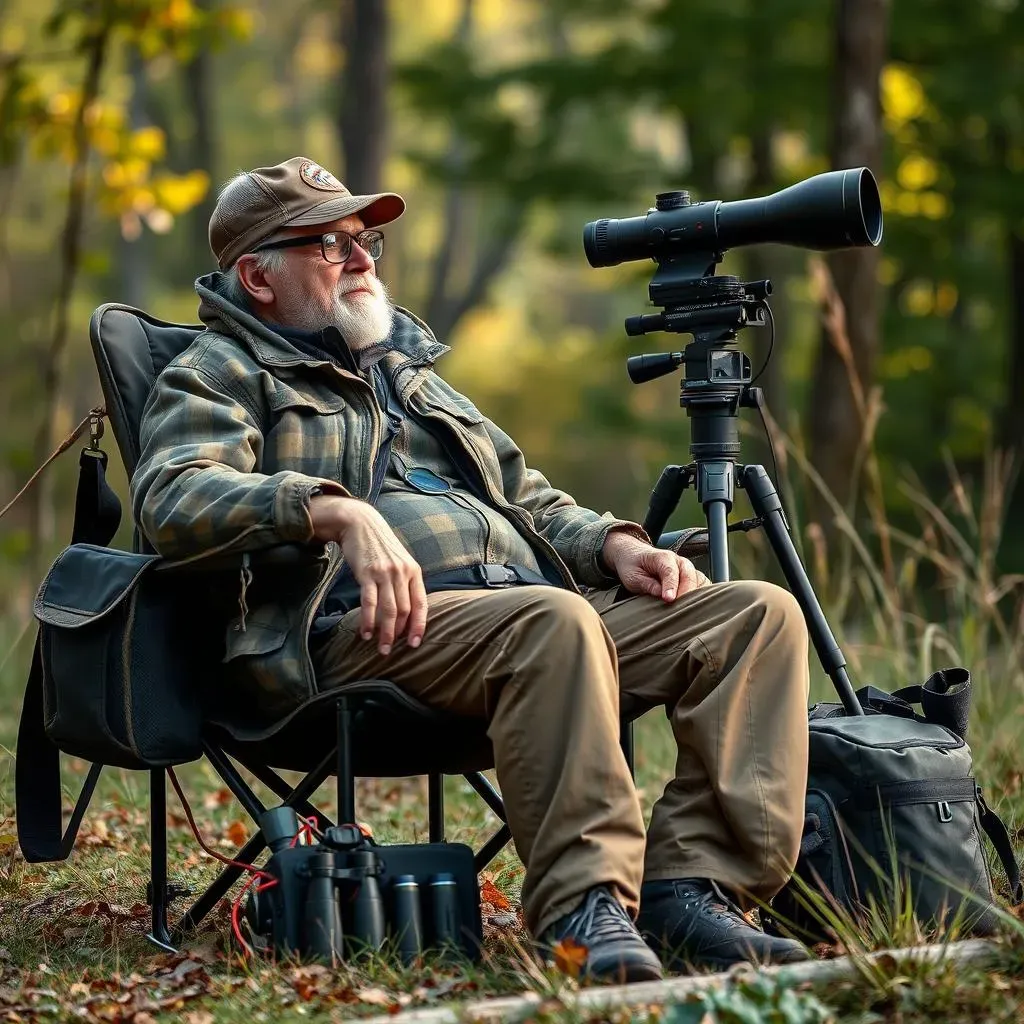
[{"x1": 477, "y1": 563, "x2": 519, "y2": 587}]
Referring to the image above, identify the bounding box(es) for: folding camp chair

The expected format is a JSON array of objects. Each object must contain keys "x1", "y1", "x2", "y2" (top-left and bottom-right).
[{"x1": 19, "y1": 302, "x2": 686, "y2": 952}]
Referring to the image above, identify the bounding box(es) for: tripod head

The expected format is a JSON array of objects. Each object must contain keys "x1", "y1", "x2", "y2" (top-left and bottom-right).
[{"x1": 623, "y1": 245, "x2": 771, "y2": 464}]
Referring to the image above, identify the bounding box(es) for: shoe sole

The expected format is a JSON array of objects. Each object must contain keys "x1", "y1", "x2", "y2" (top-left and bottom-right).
[
  {"x1": 663, "y1": 949, "x2": 811, "y2": 973},
  {"x1": 585, "y1": 961, "x2": 664, "y2": 984}
]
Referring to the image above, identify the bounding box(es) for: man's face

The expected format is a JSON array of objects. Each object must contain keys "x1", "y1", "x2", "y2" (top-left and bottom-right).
[{"x1": 249, "y1": 213, "x2": 394, "y2": 350}]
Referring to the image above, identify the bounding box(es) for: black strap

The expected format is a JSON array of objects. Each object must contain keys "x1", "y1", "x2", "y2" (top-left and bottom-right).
[
  {"x1": 976, "y1": 785, "x2": 1024, "y2": 904},
  {"x1": 854, "y1": 684, "x2": 919, "y2": 720},
  {"x1": 892, "y1": 667, "x2": 972, "y2": 740},
  {"x1": 16, "y1": 447, "x2": 121, "y2": 863},
  {"x1": 424, "y1": 563, "x2": 553, "y2": 590},
  {"x1": 848, "y1": 777, "x2": 978, "y2": 809},
  {"x1": 72, "y1": 449, "x2": 121, "y2": 544}
]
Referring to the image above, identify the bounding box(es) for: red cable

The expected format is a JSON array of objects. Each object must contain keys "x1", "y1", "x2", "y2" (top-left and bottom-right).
[
  {"x1": 166, "y1": 768, "x2": 275, "y2": 881},
  {"x1": 167, "y1": 769, "x2": 325, "y2": 958}
]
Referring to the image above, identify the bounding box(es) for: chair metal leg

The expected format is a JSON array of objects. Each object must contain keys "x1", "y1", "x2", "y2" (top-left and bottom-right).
[
  {"x1": 620, "y1": 719, "x2": 635, "y2": 779},
  {"x1": 236, "y1": 758, "x2": 337, "y2": 831},
  {"x1": 171, "y1": 831, "x2": 268, "y2": 942},
  {"x1": 203, "y1": 743, "x2": 268, "y2": 823},
  {"x1": 147, "y1": 769, "x2": 176, "y2": 952},
  {"x1": 474, "y1": 824, "x2": 513, "y2": 872},
  {"x1": 60, "y1": 763, "x2": 104, "y2": 860},
  {"x1": 464, "y1": 771, "x2": 507, "y2": 821},
  {"x1": 428, "y1": 774, "x2": 445, "y2": 843},
  {"x1": 337, "y1": 697, "x2": 356, "y2": 825},
  {"x1": 172, "y1": 748, "x2": 338, "y2": 941}
]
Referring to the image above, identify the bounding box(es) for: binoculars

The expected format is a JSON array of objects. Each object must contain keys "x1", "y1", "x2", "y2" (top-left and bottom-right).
[{"x1": 244, "y1": 807, "x2": 474, "y2": 963}]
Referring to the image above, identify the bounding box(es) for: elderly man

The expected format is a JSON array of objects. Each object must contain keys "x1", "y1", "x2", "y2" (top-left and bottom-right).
[{"x1": 133, "y1": 157, "x2": 811, "y2": 981}]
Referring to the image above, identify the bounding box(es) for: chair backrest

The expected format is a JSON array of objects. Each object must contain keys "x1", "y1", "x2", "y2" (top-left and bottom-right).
[{"x1": 88, "y1": 303, "x2": 204, "y2": 477}]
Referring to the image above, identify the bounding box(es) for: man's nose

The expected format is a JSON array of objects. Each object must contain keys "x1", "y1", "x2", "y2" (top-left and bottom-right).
[{"x1": 345, "y1": 239, "x2": 375, "y2": 274}]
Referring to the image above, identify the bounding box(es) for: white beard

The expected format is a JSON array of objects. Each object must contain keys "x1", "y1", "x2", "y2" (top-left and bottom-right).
[{"x1": 278, "y1": 274, "x2": 395, "y2": 350}]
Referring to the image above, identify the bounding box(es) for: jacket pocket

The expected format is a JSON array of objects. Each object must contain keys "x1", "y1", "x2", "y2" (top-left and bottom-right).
[
  {"x1": 223, "y1": 615, "x2": 289, "y2": 661},
  {"x1": 267, "y1": 379, "x2": 348, "y2": 416}
]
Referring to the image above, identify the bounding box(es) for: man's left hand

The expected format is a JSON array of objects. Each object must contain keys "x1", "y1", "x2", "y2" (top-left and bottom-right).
[{"x1": 601, "y1": 530, "x2": 710, "y2": 602}]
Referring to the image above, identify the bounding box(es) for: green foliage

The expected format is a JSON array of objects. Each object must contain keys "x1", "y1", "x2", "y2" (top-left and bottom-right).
[{"x1": 666, "y1": 974, "x2": 835, "y2": 1024}]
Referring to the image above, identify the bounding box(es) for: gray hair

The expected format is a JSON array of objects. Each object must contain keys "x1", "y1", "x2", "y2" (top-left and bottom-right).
[{"x1": 222, "y1": 247, "x2": 286, "y2": 309}]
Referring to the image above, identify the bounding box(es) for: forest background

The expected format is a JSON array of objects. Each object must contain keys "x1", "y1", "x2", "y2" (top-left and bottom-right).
[
  {"x1": 0, "y1": 2, "x2": 1022, "y2": 1018},
  {"x1": 1, "y1": 0, "x2": 1023, "y2": 637},
  {"x1": 0, "y1": 0, "x2": 1022, "y2": 621}
]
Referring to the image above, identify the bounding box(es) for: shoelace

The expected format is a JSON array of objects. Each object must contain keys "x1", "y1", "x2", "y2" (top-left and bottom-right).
[
  {"x1": 564, "y1": 887, "x2": 637, "y2": 943},
  {"x1": 677, "y1": 885, "x2": 750, "y2": 931}
]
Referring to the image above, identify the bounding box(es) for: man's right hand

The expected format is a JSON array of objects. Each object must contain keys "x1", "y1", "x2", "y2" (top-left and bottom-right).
[{"x1": 309, "y1": 495, "x2": 427, "y2": 656}]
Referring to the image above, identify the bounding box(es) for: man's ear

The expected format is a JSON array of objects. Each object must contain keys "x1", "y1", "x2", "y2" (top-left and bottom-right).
[{"x1": 235, "y1": 255, "x2": 277, "y2": 306}]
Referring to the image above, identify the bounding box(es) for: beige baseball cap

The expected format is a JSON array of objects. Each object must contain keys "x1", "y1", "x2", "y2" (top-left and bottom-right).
[{"x1": 209, "y1": 156, "x2": 406, "y2": 270}]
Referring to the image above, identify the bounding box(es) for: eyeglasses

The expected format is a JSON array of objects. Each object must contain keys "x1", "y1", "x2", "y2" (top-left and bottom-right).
[{"x1": 251, "y1": 229, "x2": 384, "y2": 264}]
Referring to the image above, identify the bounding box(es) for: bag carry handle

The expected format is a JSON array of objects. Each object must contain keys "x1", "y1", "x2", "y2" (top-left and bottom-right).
[
  {"x1": 892, "y1": 667, "x2": 973, "y2": 740},
  {"x1": 17, "y1": 447, "x2": 121, "y2": 863},
  {"x1": 854, "y1": 669, "x2": 972, "y2": 741}
]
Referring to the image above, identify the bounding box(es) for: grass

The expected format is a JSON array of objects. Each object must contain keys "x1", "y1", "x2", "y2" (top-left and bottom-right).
[{"x1": 1, "y1": 435, "x2": 1023, "y2": 1021}]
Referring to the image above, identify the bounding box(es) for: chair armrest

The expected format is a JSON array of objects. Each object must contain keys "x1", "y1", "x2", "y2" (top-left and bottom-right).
[
  {"x1": 155, "y1": 542, "x2": 328, "y2": 575},
  {"x1": 657, "y1": 528, "x2": 709, "y2": 558}
]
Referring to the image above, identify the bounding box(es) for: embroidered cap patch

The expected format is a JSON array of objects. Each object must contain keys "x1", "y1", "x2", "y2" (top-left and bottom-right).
[{"x1": 300, "y1": 161, "x2": 345, "y2": 192}]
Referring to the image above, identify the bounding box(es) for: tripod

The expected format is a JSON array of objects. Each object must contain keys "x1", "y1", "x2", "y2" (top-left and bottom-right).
[{"x1": 627, "y1": 265, "x2": 864, "y2": 717}]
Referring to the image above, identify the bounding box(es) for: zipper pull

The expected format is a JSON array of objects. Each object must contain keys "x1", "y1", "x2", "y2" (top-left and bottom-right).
[{"x1": 238, "y1": 552, "x2": 253, "y2": 632}]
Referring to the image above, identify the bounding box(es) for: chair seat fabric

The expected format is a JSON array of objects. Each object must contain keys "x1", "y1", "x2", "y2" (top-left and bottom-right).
[{"x1": 207, "y1": 681, "x2": 495, "y2": 776}]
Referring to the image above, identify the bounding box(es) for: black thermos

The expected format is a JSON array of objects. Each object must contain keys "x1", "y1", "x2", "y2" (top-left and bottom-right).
[
  {"x1": 429, "y1": 872, "x2": 461, "y2": 955},
  {"x1": 392, "y1": 874, "x2": 424, "y2": 964}
]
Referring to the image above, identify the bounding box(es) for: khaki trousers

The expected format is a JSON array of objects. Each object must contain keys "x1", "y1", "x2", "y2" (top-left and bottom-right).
[{"x1": 313, "y1": 580, "x2": 810, "y2": 937}]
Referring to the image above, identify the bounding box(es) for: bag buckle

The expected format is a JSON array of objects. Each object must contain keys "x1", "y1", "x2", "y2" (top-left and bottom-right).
[
  {"x1": 82, "y1": 408, "x2": 106, "y2": 459},
  {"x1": 937, "y1": 800, "x2": 953, "y2": 823}
]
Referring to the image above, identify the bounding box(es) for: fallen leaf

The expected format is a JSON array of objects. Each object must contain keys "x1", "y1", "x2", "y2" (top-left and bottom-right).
[
  {"x1": 203, "y1": 788, "x2": 233, "y2": 810},
  {"x1": 480, "y1": 879, "x2": 510, "y2": 911},
  {"x1": 358, "y1": 987, "x2": 394, "y2": 1006},
  {"x1": 225, "y1": 821, "x2": 249, "y2": 846},
  {"x1": 165, "y1": 960, "x2": 206, "y2": 986},
  {"x1": 184, "y1": 1012, "x2": 214, "y2": 1024},
  {"x1": 553, "y1": 937, "x2": 588, "y2": 978}
]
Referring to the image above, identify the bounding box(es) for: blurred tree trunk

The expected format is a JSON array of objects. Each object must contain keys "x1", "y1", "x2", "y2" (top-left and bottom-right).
[
  {"x1": 1001, "y1": 228, "x2": 1024, "y2": 459},
  {"x1": 807, "y1": 0, "x2": 889, "y2": 526},
  {"x1": 338, "y1": 0, "x2": 388, "y2": 195},
  {"x1": 183, "y1": 0, "x2": 217, "y2": 279},
  {"x1": 746, "y1": 131, "x2": 787, "y2": 433},
  {"x1": 29, "y1": 19, "x2": 112, "y2": 577},
  {"x1": 117, "y1": 45, "x2": 149, "y2": 307},
  {"x1": 421, "y1": 0, "x2": 523, "y2": 341}
]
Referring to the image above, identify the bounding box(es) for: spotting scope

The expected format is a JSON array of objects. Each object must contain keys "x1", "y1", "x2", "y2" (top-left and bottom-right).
[{"x1": 583, "y1": 167, "x2": 882, "y2": 268}]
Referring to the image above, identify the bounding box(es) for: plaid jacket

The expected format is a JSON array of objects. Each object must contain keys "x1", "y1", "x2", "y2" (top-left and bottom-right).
[{"x1": 132, "y1": 274, "x2": 646, "y2": 734}]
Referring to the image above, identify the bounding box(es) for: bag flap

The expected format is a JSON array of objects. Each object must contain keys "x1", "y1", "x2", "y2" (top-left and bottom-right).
[
  {"x1": 34, "y1": 544, "x2": 162, "y2": 628},
  {"x1": 809, "y1": 712, "x2": 963, "y2": 752}
]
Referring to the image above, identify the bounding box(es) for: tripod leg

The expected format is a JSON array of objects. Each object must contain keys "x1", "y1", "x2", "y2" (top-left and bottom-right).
[
  {"x1": 642, "y1": 465, "x2": 691, "y2": 543},
  {"x1": 697, "y1": 461, "x2": 735, "y2": 582},
  {"x1": 740, "y1": 465, "x2": 863, "y2": 716},
  {"x1": 705, "y1": 501, "x2": 731, "y2": 582}
]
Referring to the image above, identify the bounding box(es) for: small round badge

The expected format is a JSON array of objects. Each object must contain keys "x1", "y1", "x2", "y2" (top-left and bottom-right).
[{"x1": 299, "y1": 161, "x2": 344, "y2": 192}]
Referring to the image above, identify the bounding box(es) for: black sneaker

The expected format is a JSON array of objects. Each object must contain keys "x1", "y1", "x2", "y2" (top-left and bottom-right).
[
  {"x1": 541, "y1": 885, "x2": 664, "y2": 984},
  {"x1": 637, "y1": 878, "x2": 810, "y2": 972}
]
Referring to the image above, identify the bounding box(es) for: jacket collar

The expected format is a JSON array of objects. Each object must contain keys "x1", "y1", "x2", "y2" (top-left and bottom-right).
[{"x1": 194, "y1": 271, "x2": 450, "y2": 371}]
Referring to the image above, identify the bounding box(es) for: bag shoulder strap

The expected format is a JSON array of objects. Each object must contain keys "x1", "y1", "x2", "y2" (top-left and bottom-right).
[
  {"x1": 975, "y1": 785, "x2": 1024, "y2": 905},
  {"x1": 16, "y1": 447, "x2": 121, "y2": 863}
]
